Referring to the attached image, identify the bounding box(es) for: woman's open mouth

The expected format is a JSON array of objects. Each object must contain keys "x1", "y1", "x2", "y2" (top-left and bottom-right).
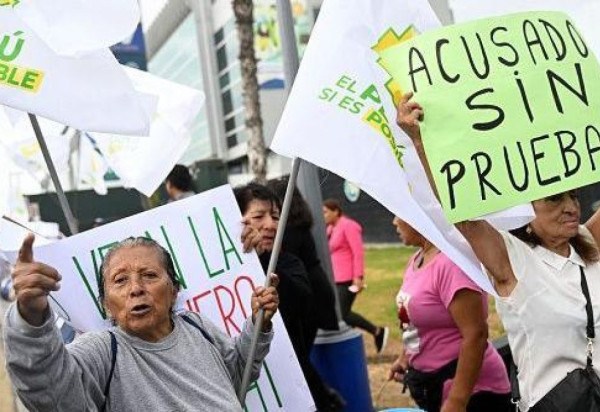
[
  {"x1": 130, "y1": 304, "x2": 151, "y2": 316},
  {"x1": 262, "y1": 235, "x2": 275, "y2": 245}
]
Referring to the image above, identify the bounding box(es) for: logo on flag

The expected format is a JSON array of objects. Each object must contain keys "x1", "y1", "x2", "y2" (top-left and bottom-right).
[
  {"x1": 0, "y1": 30, "x2": 44, "y2": 93},
  {"x1": 315, "y1": 25, "x2": 419, "y2": 169},
  {"x1": 0, "y1": 0, "x2": 19, "y2": 8}
]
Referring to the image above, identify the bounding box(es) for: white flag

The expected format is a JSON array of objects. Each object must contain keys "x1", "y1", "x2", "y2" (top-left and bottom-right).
[
  {"x1": 14, "y1": 0, "x2": 140, "y2": 56},
  {"x1": 0, "y1": 114, "x2": 72, "y2": 184},
  {"x1": 78, "y1": 134, "x2": 108, "y2": 195},
  {"x1": 0, "y1": 4, "x2": 153, "y2": 135},
  {"x1": 91, "y1": 68, "x2": 205, "y2": 197},
  {"x1": 0, "y1": 218, "x2": 60, "y2": 253},
  {"x1": 270, "y1": 0, "x2": 534, "y2": 293}
]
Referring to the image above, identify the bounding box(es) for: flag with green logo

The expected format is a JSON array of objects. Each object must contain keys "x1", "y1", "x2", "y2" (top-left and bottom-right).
[
  {"x1": 270, "y1": 0, "x2": 534, "y2": 293},
  {"x1": 0, "y1": 1, "x2": 153, "y2": 135}
]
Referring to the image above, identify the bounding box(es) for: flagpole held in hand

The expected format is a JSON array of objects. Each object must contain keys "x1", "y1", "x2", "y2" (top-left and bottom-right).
[
  {"x1": 237, "y1": 157, "x2": 301, "y2": 402},
  {"x1": 28, "y1": 113, "x2": 78, "y2": 235},
  {"x1": 238, "y1": 0, "x2": 338, "y2": 404}
]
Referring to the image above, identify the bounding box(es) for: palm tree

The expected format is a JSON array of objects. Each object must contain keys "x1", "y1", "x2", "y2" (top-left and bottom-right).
[{"x1": 232, "y1": 0, "x2": 267, "y2": 183}]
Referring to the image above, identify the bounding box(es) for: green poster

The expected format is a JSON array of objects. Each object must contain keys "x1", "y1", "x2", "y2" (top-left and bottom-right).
[{"x1": 377, "y1": 11, "x2": 600, "y2": 223}]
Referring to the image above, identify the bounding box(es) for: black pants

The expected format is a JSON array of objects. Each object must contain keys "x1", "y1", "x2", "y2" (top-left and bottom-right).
[
  {"x1": 405, "y1": 361, "x2": 512, "y2": 412},
  {"x1": 336, "y1": 282, "x2": 377, "y2": 335},
  {"x1": 467, "y1": 391, "x2": 512, "y2": 412}
]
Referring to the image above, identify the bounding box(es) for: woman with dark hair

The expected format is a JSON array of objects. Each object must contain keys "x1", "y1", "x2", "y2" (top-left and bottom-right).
[
  {"x1": 235, "y1": 183, "x2": 343, "y2": 412},
  {"x1": 165, "y1": 164, "x2": 195, "y2": 202},
  {"x1": 323, "y1": 198, "x2": 389, "y2": 353},
  {"x1": 389, "y1": 217, "x2": 511, "y2": 412},
  {"x1": 397, "y1": 92, "x2": 600, "y2": 411}
]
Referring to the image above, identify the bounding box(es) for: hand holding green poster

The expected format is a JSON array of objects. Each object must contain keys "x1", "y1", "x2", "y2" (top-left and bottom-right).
[{"x1": 377, "y1": 11, "x2": 600, "y2": 223}]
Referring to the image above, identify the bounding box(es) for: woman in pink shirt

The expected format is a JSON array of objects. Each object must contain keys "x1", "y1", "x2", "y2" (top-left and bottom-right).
[
  {"x1": 323, "y1": 199, "x2": 388, "y2": 353},
  {"x1": 389, "y1": 217, "x2": 511, "y2": 412}
]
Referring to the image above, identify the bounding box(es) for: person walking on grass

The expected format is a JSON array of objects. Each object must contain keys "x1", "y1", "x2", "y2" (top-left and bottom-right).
[{"x1": 323, "y1": 198, "x2": 388, "y2": 353}]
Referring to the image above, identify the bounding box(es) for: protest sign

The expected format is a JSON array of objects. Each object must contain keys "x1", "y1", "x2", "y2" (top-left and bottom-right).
[
  {"x1": 270, "y1": 0, "x2": 534, "y2": 293},
  {"x1": 15, "y1": 185, "x2": 314, "y2": 411},
  {"x1": 0, "y1": 2, "x2": 153, "y2": 135},
  {"x1": 448, "y1": 1, "x2": 600, "y2": 90},
  {"x1": 377, "y1": 11, "x2": 600, "y2": 223}
]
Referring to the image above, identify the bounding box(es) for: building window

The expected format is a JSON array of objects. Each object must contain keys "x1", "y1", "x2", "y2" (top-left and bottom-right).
[{"x1": 149, "y1": 14, "x2": 211, "y2": 163}]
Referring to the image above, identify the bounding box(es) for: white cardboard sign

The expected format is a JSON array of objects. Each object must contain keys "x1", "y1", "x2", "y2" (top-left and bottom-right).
[{"x1": 27, "y1": 185, "x2": 314, "y2": 412}]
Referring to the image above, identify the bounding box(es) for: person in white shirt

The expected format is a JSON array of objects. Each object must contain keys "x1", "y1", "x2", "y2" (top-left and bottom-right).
[{"x1": 397, "y1": 92, "x2": 600, "y2": 412}]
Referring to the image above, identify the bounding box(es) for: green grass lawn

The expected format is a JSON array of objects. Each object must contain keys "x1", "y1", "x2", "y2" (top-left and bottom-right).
[{"x1": 355, "y1": 246, "x2": 416, "y2": 344}]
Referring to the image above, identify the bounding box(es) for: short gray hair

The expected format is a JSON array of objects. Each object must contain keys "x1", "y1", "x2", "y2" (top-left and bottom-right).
[{"x1": 98, "y1": 237, "x2": 180, "y2": 303}]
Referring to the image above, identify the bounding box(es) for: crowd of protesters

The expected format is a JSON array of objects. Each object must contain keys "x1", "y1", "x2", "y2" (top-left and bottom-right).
[{"x1": 3, "y1": 155, "x2": 600, "y2": 412}]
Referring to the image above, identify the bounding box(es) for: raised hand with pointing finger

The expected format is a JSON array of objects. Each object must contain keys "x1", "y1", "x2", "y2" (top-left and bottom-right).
[
  {"x1": 4, "y1": 236, "x2": 276, "y2": 411},
  {"x1": 12, "y1": 233, "x2": 62, "y2": 326}
]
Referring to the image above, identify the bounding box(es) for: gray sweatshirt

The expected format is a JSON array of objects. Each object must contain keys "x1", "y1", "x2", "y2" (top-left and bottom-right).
[{"x1": 3, "y1": 305, "x2": 273, "y2": 411}]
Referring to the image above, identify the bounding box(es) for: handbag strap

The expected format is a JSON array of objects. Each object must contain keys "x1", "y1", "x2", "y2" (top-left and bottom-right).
[
  {"x1": 509, "y1": 360, "x2": 520, "y2": 408},
  {"x1": 181, "y1": 314, "x2": 216, "y2": 347},
  {"x1": 509, "y1": 265, "x2": 596, "y2": 408},
  {"x1": 579, "y1": 266, "x2": 595, "y2": 367}
]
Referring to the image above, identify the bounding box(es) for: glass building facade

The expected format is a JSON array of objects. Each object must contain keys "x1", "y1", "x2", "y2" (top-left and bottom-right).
[
  {"x1": 213, "y1": 17, "x2": 247, "y2": 150},
  {"x1": 148, "y1": 14, "x2": 211, "y2": 164},
  {"x1": 146, "y1": 0, "x2": 314, "y2": 170}
]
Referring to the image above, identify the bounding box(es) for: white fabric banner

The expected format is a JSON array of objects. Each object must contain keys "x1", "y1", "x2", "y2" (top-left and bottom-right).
[
  {"x1": 0, "y1": 4, "x2": 153, "y2": 135},
  {"x1": 7, "y1": 185, "x2": 314, "y2": 411},
  {"x1": 78, "y1": 134, "x2": 109, "y2": 195},
  {"x1": 91, "y1": 68, "x2": 205, "y2": 197},
  {"x1": 448, "y1": 0, "x2": 591, "y2": 22},
  {"x1": 14, "y1": 0, "x2": 140, "y2": 56},
  {"x1": 0, "y1": 113, "x2": 72, "y2": 183},
  {"x1": 0, "y1": 217, "x2": 60, "y2": 252},
  {"x1": 270, "y1": 0, "x2": 535, "y2": 293}
]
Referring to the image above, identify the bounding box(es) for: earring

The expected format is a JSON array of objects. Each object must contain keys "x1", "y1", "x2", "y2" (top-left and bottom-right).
[{"x1": 526, "y1": 225, "x2": 532, "y2": 235}]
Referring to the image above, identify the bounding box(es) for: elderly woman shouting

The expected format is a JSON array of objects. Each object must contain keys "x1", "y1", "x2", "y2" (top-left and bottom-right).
[
  {"x1": 3, "y1": 234, "x2": 279, "y2": 412},
  {"x1": 397, "y1": 92, "x2": 600, "y2": 412}
]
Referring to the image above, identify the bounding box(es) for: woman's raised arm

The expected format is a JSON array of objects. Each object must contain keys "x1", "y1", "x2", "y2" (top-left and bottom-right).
[{"x1": 396, "y1": 93, "x2": 516, "y2": 296}]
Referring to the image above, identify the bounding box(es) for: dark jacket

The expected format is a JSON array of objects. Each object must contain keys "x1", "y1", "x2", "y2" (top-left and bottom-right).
[
  {"x1": 282, "y1": 226, "x2": 339, "y2": 330},
  {"x1": 259, "y1": 251, "x2": 336, "y2": 409},
  {"x1": 259, "y1": 251, "x2": 314, "y2": 357}
]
